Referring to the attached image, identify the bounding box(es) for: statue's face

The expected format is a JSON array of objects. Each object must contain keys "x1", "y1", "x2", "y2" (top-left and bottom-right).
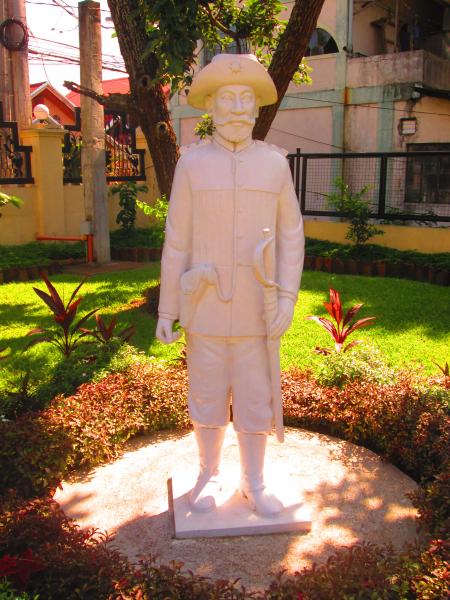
[{"x1": 208, "y1": 84, "x2": 258, "y2": 144}]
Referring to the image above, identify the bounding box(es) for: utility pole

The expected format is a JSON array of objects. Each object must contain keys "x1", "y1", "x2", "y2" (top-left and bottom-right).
[
  {"x1": 79, "y1": 0, "x2": 110, "y2": 264},
  {"x1": 0, "y1": 0, "x2": 32, "y2": 127}
]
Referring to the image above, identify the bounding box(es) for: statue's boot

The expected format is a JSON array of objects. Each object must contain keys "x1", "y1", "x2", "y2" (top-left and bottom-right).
[
  {"x1": 189, "y1": 425, "x2": 226, "y2": 512},
  {"x1": 237, "y1": 432, "x2": 284, "y2": 518}
]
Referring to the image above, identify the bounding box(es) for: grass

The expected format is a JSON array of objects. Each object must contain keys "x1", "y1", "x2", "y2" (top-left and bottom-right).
[{"x1": 0, "y1": 266, "x2": 448, "y2": 396}]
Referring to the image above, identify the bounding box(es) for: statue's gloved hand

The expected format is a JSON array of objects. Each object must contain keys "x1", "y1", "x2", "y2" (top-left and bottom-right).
[
  {"x1": 156, "y1": 318, "x2": 182, "y2": 344},
  {"x1": 269, "y1": 297, "x2": 295, "y2": 339}
]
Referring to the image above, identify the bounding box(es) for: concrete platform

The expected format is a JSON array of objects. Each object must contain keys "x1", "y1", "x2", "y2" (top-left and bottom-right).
[
  {"x1": 54, "y1": 426, "x2": 420, "y2": 592},
  {"x1": 170, "y1": 463, "x2": 312, "y2": 538}
]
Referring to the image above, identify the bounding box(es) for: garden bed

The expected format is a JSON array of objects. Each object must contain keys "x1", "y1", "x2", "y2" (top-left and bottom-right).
[
  {"x1": 0, "y1": 362, "x2": 448, "y2": 598},
  {"x1": 2, "y1": 236, "x2": 449, "y2": 286}
]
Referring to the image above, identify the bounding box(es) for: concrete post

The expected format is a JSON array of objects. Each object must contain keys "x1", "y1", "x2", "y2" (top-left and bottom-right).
[
  {"x1": 21, "y1": 126, "x2": 66, "y2": 237},
  {"x1": 6, "y1": 0, "x2": 32, "y2": 129},
  {"x1": 79, "y1": 0, "x2": 110, "y2": 263}
]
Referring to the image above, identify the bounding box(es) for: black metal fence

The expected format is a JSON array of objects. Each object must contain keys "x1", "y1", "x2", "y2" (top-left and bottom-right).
[
  {"x1": 287, "y1": 149, "x2": 450, "y2": 223},
  {"x1": 63, "y1": 108, "x2": 146, "y2": 184},
  {"x1": 0, "y1": 103, "x2": 33, "y2": 184}
]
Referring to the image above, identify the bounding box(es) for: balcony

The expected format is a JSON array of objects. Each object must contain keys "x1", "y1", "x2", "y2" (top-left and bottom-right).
[{"x1": 347, "y1": 49, "x2": 450, "y2": 92}]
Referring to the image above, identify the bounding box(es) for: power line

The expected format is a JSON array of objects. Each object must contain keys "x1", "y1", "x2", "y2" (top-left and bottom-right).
[
  {"x1": 283, "y1": 93, "x2": 450, "y2": 118},
  {"x1": 270, "y1": 126, "x2": 343, "y2": 150},
  {"x1": 25, "y1": 0, "x2": 112, "y2": 12}
]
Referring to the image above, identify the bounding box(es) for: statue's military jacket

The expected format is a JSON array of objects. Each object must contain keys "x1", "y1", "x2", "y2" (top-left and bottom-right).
[{"x1": 158, "y1": 136, "x2": 305, "y2": 337}]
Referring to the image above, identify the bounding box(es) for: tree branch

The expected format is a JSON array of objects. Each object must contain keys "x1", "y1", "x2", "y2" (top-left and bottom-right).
[
  {"x1": 201, "y1": 2, "x2": 239, "y2": 40},
  {"x1": 63, "y1": 81, "x2": 132, "y2": 113}
]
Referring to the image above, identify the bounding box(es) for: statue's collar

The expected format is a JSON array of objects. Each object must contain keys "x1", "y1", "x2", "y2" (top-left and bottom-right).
[{"x1": 212, "y1": 133, "x2": 254, "y2": 154}]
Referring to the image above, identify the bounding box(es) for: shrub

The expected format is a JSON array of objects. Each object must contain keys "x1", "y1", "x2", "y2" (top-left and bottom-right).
[
  {"x1": 136, "y1": 195, "x2": 168, "y2": 247},
  {"x1": 316, "y1": 344, "x2": 395, "y2": 388},
  {"x1": 0, "y1": 579, "x2": 39, "y2": 600},
  {"x1": 0, "y1": 414, "x2": 71, "y2": 499},
  {"x1": 0, "y1": 497, "x2": 130, "y2": 599},
  {"x1": 265, "y1": 540, "x2": 449, "y2": 600},
  {"x1": 0, "y1": 242, "x2": 84, "y2": 270},
  {"x1": 1, "y1": 362, "x2": 189, "y2": 499},
  {"x1": 109, "y1": 182, "x2": 148, "y2": 231},
  {"x1": 45, "y1": 362, "x2": 190, "y2": 470},
  {"x1": 326, "y1": 177, "x2": 384, "y2": 246},
  {"x1": 0, "y1": 364, "x2": 448, "y2": 599},
  {"x1": 283, "y1": 370, "x2": 449, "y2": 479}
]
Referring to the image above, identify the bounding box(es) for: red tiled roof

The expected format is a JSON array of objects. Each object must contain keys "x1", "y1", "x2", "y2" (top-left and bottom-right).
[
  {"x1": 66, "y1": 76, "x2": 169, "y2": 106},
  {"x1": 30, "y1": 81, "x2": 47, "y2": 92}
]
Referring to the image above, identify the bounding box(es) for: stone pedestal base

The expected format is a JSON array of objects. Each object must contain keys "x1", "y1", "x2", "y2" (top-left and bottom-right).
[{"x1": 169, "y1": 464, "x2": 312, "y2": 539}]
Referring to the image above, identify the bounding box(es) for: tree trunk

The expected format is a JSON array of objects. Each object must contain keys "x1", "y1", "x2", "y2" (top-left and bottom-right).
[
  {"x1": 253, "y1": 0, "x2": 326, "y2": 140},
  {"x1": 107, "y1": 0, "x2": 179, "y2": 197},
  {"x1": 108, "y1": 0, "x2": 326, "y2": 194}
]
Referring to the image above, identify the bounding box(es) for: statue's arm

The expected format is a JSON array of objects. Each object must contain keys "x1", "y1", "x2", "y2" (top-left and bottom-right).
[
  {"x1": 270, "y1": 162, "x2": 305, "y2": 339},
  {"x1": 156, "y1": 157, "x2": 192, "y2": 344}
]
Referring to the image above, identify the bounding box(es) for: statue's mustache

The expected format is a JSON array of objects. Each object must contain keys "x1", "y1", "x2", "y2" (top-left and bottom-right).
[{"x1": 214, "y1": 116, "x2": 255, "y2": 126}]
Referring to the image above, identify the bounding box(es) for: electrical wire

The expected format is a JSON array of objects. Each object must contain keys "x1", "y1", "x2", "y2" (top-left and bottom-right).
[
  {"x1": 283, "y1": 93, "x2": 450, "y2": 118},
  {"x1": 269, "y1": 126, "x2": 343, "y2": 150}
]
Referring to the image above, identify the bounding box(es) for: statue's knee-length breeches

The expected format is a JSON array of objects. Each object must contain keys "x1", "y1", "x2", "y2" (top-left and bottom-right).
[{"x1": 186, "y1": 333, "x2": 272, "y2": 434}]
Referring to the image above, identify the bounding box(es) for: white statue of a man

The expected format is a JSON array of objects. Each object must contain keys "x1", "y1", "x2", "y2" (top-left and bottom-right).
[{"x1": 156, "y1": 54, "x2": 304, "y2": 518}]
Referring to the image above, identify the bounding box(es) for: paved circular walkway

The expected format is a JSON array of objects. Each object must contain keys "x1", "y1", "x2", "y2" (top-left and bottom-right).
[{"x1": 54, "y1": 427, "x2": 420, "y2": 591}]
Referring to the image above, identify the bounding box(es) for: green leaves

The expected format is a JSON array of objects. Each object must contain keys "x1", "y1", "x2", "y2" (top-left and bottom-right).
[
  {"x1": 110, "y1": 182, "x2": 149, "y2": 231},
  {"x1": 136, "y1": 0, "x2": 311, "y2": 94},
  {"x1": 0, "y1": 191, "x2": 22, "y2": 218},
  {"x1": 326, "y1": 177, "x2": 385, "y2": 246}
]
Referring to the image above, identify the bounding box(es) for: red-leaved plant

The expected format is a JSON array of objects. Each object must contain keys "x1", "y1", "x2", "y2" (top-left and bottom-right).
[
  {"x1": 25, "y1": 274, "x2": 98, "y2": 357},
  {"x1": 306, "y1": 287, "x2": 375, "y2": 354},
  {"x1": 85, "y1": 314, "x2": 136, "y2": 344}
]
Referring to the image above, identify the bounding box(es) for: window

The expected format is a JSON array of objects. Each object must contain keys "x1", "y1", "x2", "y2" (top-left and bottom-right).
[
  {"x1": 406, "y1": 143, "x2": 450, "y2": 205},
  {"x1": 305, "y1": 28, "x2": 339, "y2": 56}
]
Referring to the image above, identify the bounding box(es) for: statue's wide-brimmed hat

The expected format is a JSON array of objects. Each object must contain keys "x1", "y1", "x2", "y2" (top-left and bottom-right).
[{"x1": 188, "y1": 53, "x2": 277, "y2": 110}]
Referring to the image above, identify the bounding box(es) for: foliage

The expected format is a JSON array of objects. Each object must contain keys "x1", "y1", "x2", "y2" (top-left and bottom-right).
[
  {"x1": 0, "y1": 371, "x2": 42, "y2": 421},
  {"x1": 138, "y1": 0, "x2": 310, "y2": 94},
  {"x1": 0, "y1": 579, "x2": 39, "y2": 600},
  {"x1": 25, "y1": 275, "x2": 98, "y2": 358},
  {"x1": 109, "y1": 182, "x2": 148, "y2": 231},
  {"x1": 0, "y1": 362, "x2": 189, "y2": 499},
  {"x1": 0, "y1": 497, "x2": 130, "y2": 599},
  {"x1": 266, "y1": 540, "x2": 449, "y2": 600},
  {"x1": 282, "y1": 370, "x2": 449, "y2": 518},
  {"x1": 45, "y1": 362, "x2": 190, "y2": 470},
  {"x1": 0, "y1": 192, "x2": 22, "y2": 218},
  {"x1": 316, "y1": 344, "x2": 395, "y2": 388},
  {"x1": 136, "y1": 194, "x2": 168, "y2": 247},
  {"x1": 194, "y1": 113, "x2": 215, "y2": 139},
  {"x1": 0, "y1": 413, "x2": 71, "y2": 499},
  {"x1": 86, "y1": 314, "x2": 135, "y2": 344},
  {"x1": 304, "y1": 237, "x2": 450, "y2": 270},
  {"x1": 306, "y1": 287, "x2": 375, "y2": 353},
  {"x1": 0, "y1": 241, "x2": 84, "y2": 270},
  {"x1": 0, "y1": 361, "x2": 448, "y2": 599},
  {"x1": 326, "y1": 177, "x2": 385, "y2": 246},
  {"x1": 33, "y1": 341, "x2": 142, "y2": 407},
  {"x1": 109, "y1": 226, "x2": 165, "y2": 249}
]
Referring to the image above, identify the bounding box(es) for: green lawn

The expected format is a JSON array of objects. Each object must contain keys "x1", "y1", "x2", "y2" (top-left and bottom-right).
[{"x1": 0, "y1": 266, "x2": 448, "y2": 392}]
